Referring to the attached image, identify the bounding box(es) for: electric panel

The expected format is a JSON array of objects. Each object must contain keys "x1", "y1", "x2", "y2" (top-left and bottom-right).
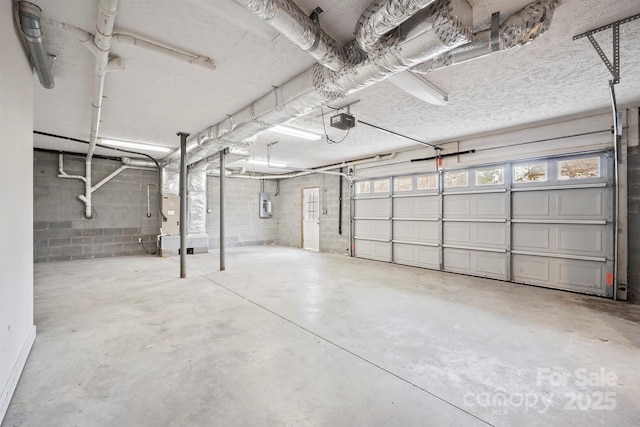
[{"x1": 161, "y1": 194, "x2": 180, "y2": 234}]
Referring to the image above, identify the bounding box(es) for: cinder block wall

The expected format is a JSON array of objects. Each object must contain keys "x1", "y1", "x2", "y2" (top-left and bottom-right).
[
  {"x1": 627, "y1": 147, "x2": 640, "y2": 301},
  {"x1": 206, "y1": 176, "x2": 277, "y2": 248},
  {"x1": 274, "y1": 173, "x2": 351, "y2": 255},
  {"x1": 33, "y1": 151, "x2": 159, "y2": 262}
]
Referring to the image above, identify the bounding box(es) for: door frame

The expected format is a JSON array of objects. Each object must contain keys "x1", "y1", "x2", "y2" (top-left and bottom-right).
[{"x1": 301, "y1": 187, "x2": 320, "y2": 251}]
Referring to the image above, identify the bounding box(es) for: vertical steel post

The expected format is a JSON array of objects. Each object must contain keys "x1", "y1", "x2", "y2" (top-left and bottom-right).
[
  {"x1": 220, "y1": 148, "x2": 226, "y2": 271},
  {"x1": 177, "y1": 132, "x2": 189, "y2": 278}
]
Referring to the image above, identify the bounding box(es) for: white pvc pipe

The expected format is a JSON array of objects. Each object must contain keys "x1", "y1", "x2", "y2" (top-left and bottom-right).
[{"x1": 82, "y1": 0, "x2": 118, "y2": 218}]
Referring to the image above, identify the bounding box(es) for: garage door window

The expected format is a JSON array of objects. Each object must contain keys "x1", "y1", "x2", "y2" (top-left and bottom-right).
[
  {"x1": 513, "y1": 162, "x2": 547, "y2": 183},
  {"x1": 558, "y1": 157, "x2": 600, "y2": 180},
  {"x1": 374, "y1": 179, "x2": 390, "y2": 193},
  {"x1": 356, "y1": 181, "x2": 370, "y2": 194},
  {"x1": 444, "y1": 171, "x2": 468, "y2": 188},
  {"x1": 394, "y1": 177, "x2": 413, "y2": 192},
  {"x1": 476, "y1": 167, "x2": 504, "y2": 186},
  {"x1": 417, "y1": 175, "x2": 438, "y2": 190}
]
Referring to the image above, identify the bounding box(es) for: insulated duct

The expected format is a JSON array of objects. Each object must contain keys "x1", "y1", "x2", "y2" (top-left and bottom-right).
[
  {"x1": 248, "y1": 0, "x2": 349, "y2": 71},
  {"x1": 187, "y1": 169, "x2": 207, "y2": 235},
  {"x1": 18, "y1": 1, "x2": 55, "y2": 89},
  {"x1": 163, "y1": 0, "x2": 472, "y2": 169},
  {"x1": 354, "y1": 0, "x2": 438, "y2": 54},
  {"x1": 121, "y1": 156, "x2": 157, "y2": 168},
  {"x1": 411, "y1": 0, "x2": 558, "y2": 74}
]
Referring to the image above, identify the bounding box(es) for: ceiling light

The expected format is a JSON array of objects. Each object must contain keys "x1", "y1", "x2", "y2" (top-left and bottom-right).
[
  {"x1": 245, "y1": 159, "x2": 288, "y2": 168},
  {"x1": 99, "y1": 138, "x2": 172, "y2": 153},
  {"x1": 388, "y1": 71, "x2": 448, "y2": 106},
  {"x1": 271, "y1": 125, "x2": 322, "y2": 141}
]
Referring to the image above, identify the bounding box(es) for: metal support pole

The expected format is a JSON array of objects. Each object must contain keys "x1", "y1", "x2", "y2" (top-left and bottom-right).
[
  {"x1": 220, "y1": 148, "x2": 227, "y2": 271},
  {"x1": 177, "y1": 131, "x2": 189, "y2": 278}
]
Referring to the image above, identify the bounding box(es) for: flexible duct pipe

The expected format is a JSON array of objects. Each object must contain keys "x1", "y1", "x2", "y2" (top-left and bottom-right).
[
  {"x1": 162, "y1": 0, "x2": 471, "y2": 169},
  {"x1": 18, "y1": 1, "x2": 55, "y2": 89},
  {"x1": 354, "y1": 0, "x2": 438, "y2": 54},
  {"x1": 248, "y1": 0, "x2": 349, "y2": 71},
  {"x1": 411, "y1": 0, "x2": 558, "y2": 74}
]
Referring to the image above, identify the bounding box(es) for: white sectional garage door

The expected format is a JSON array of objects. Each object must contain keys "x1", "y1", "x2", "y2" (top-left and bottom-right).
[{"x1": 353, "y1": 152, "x2": 614, "y2": 298}]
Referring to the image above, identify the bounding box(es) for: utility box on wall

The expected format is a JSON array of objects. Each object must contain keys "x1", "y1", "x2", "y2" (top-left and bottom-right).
[
  {"x1": 161, "y1": 194, "x2": 180, "y2": 234},
  {"x1": 259, "y1": 192, "x2": 272, "y2": 218}
]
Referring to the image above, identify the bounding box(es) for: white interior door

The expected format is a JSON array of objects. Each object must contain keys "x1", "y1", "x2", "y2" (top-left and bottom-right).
[{"x1": 303, "y1": 187, "x2": 320, "y2": 251}]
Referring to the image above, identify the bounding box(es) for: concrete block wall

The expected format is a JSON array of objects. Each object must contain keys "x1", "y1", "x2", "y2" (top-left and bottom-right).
[
  {"x1": 206, "y1": 176, "x2": 277, "y2": 248},
  {"x1": 274, "y1": 173, "x2": 351, "y2": 255},
  {"x1": 627, "y1": 146, "x2": 640, "y2": 301},
  {"x1": 33, "y1": 151, "x2": 159, "y2": 262}
]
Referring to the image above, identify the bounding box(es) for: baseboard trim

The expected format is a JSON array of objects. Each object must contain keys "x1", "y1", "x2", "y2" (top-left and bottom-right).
[{"x1": 0, "y1": 325, "x2": 36, "y2": 423}]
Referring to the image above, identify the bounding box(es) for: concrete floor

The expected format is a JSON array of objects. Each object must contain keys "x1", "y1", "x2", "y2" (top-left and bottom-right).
[{"x1": 3, "y1": 246, "x2": 640, "y2": 427}]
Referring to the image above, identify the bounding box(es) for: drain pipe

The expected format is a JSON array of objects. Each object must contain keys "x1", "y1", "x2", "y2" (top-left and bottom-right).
[
  {"x1": 77, "y1": 0, "x2": 121, "y2": 218},
  {"x1": 339, "y1": 167, "x2": 344, "y2": 235}
]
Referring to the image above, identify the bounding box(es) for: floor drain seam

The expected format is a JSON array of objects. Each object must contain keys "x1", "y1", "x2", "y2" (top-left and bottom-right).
[{"x1": 196, "y1": 271, "x2": 493, "y2": 427}]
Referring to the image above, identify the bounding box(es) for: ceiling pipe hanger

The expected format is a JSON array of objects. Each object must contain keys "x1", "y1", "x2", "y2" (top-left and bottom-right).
[{"x1": 573, "y1": 12, "x2": 640, "y2": 84}]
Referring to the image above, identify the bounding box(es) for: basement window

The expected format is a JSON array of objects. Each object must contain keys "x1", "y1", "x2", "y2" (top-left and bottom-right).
[
  {"x1": 476, "y1": 167, "x2": 504, "y2": 186},
  {"x1": 356, "y1": 181, "x2": 371, "y2": 194},
  {"x1": 513, "y1": 162, "x2": 547, "y2": 183},
  {"x1": 417, "y1": 175, "x2": 438, "y2": 190},
  {"x1": 558, "y1": 157, "x2": 600, "y2": 180},
  {"x1": 394, "y1": 177, "x2": 413, "y2": 192},
  {"x1": 374, "y1": 179, "x2": 390, "y2": 193},
  {"x1": 444, "y1": 171, "x2": 468, "y2": 188}
]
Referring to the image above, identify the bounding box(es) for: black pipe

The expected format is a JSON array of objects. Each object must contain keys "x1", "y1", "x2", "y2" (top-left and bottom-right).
[
  {"x1": 411, "y1": 149, "x2": 476, "y2": 162},
  {"x1": 338, "y1": 167, "x2": 343, "y2": 235},
  {"x1": 177, "y1": 132, "x2": 190, "y2": 278}
]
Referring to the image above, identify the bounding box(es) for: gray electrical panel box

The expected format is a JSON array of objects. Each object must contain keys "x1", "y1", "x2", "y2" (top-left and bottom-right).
[
  {"x1": 259, "y1": 192, "x2": 272, "y2": 218},
  {"x1": 161, "y1": 194, "x2": 180, "y2": 234}
]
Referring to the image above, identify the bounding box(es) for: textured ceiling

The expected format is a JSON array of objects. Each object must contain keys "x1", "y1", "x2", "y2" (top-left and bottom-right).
[{"x1": 28, "y1": 0, "x2": 640, "y2": 171}]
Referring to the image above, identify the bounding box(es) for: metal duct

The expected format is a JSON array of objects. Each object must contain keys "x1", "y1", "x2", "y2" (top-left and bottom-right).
[
  {"x1": 354, "y1": 0, "x2": 437, "y2": 54},
  {"x1": 248, "y1": 0, "x2": 349, "y2": 71},
  {"x1": 163, "y1": 0, "x2": 471, "y2": 169},
  {"x1": 121, "y1": 156, "x2": 157, "y2": 168},
  {"x1": 18, "y1": 1, "x2": 54, "y2": 89},
  {"x1": 187, "y1": 169, "x2": 207, "y2": 235},
  {"x1": 412, "y1": 0, "x2": 558, "y2": 74}
]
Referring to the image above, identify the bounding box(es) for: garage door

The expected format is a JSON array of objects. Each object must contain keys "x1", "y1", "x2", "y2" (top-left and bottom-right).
[{"x1": 353, "y1": 152, "x2": 614, "y2": 298}]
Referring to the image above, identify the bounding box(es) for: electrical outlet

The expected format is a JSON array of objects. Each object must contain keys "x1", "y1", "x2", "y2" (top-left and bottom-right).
[{"x1": 138, "y1": 237, "x2": 142, "y2": 244}]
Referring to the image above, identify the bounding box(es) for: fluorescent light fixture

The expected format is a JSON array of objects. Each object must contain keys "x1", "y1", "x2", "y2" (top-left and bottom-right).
[
  {"x1": 388, "y1": 71, "x2": 448, "y2": 106},
  {"x1": 245, "y1": 159, "x2": 288, "y2": 168},
  {"x1": 100, "y1": 138, "x2": 172, "y2": 153},
  {"x1": 271, "y1": 125, "x2": 322, "y2": 141}
]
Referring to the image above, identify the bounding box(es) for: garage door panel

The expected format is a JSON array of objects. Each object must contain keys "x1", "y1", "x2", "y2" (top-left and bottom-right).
[
  {"x1": 355, "y1": 219, "x2": 390, "y2": 240},
  {"x1": 393, "y1": 244, "x2": 439, "y2": 269},
  {"x1": 355, "y1": 198, "x2": 389, "y2": 218},
  {"x1": 513, "y1": 255, "x2": 607, "y2": 296},
  {"x1": 444, "y1": 193, "x2": 506, "y2": 219},
  {"x1": 393, "y1": 196, "x2": 438, "y2": 218},
  {"x1": 444, "y1": 248, "x2": 507, "y2": 280},
  {"x1": 394, "y1": 221, "x2": 438, "y2": 244},
  {"x1": 444, "y1": 222, "x2": 506, "y2": 249},
  {"x1": 355, "y1": 240, "x2": 390, "y2": 262},
  {"x1": 513, "y1": 224, "x2": 608, "y2": 258},
  {"x1": 353, "y1": 153, "x2": 613, "y2": 298},
  {"x1": 513, "y1": 188, "x2": 606, "y2": 220}
]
